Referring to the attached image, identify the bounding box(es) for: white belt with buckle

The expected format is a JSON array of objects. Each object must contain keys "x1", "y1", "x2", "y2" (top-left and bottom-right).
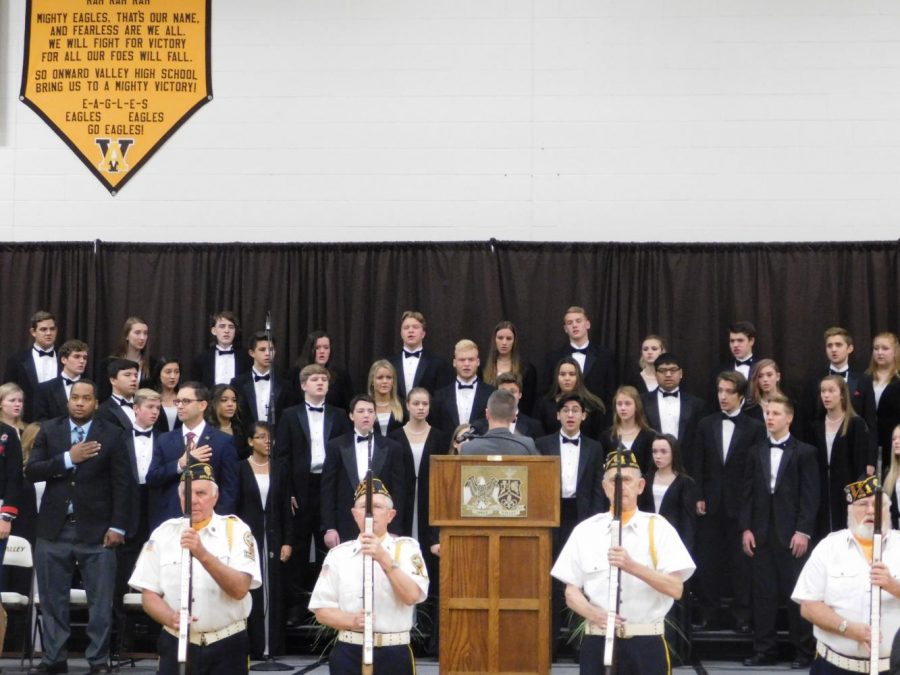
[
  {"x1": 584, "y1": 621, "x2": 665, "y2": 639},
  {"x1": 337, "y1": 630, "x2": 410, "y2": 647},
  {"x1": 165, "y1": 619, "x2": 246, "y2": 646},
  {"x1": 816, "y1": 642, "x2": 889, "y2": 673}
]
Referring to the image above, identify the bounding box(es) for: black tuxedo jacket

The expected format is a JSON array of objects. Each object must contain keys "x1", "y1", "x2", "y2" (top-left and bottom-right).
[
  {"x1": 805, "y1": 369, "x2": 877, "y2": 450},
  {"x1": 192, "y1": 346, "x2": 253, "y2": 389},
  {"x1": 123, "y1": 429, "x2": 158, "y2": 538},
  {"x1": 877, "y1": 379, "x2": 900, "y2": 465},
  {"x1": 0, "y1": 423, "x2": 24, "y2": 519},
  {"x1": 231, "y1": 371, "x2": 295, "y2": 426},
  {"x1": 25, "y1": 416, "x2": 133, "y2": 543},
  {"x1": 235, "y1": 460, "x2": 293, "y2": 552},
  {"x1": 145, "y1": 426, "x2": 239, "y2": 529},
  {"x1": 740, "y1": 436, "x2": 819, "y2": 548},
  {"x1": 429, "y1": 381, "x2": 495, "y2": 432},
  {"x1": 535, "y1": 433, "x2": 604, "y2": 522},
  {"x1": 693, "y1": 412, "x2": 766, "y2": 518},
  {"x1": 320, "y1": 432, "x2": 405, "y2": 543},
  {"x1": 599, "y1": 428, "x2": 656, "y2": 474},
  {"x1": 387, "y1": 349, "x2": 453, "y2": 398},
  {"x1": 374, "y1": 411, "x2": 405, "y2": 438},
  {"x1": 390, "y1": 427, "x2": 450, "y2": 545},
  {"x1": 153, "y1": 408, "x2": 182, "y2": 434},
  {"x1": 638, "y1": 473, "x2": 698, "y2": 552},
  {"x1": 35, "y1": 376, "x2": 73, "y2": 422},
  {"x1": 642, "y1": 390, "x2": 704, "y2": 470},
  {"x1": 471, "y1": 413, "x2": 545, "y2": 440},
  {"x1": 535, "y1": 397, "x2": 604, "y2": 441},
  {"x1": 287, "y1": 364, "x2": 354, "y2": 413},
  {"x1": 274, "y1": 402, "x2": 352, "y2": 515},
  {"x1": 97, "y1": 397, "x2": 133, "y2": 432},
  {"x1": 812, "y1": 415, "x2": 870, "y2": 535},
  {"x1": 543, "y1": 343, "x2": 617, "y2": 412},
  {"x1": 3, "y1": 347, "x2": 48, "y2": 423}
]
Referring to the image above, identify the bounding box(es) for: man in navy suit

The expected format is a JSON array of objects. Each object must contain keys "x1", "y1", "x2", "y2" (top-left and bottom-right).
[
  {"x1": 642, "y1": 353, "x2": 704, "y2": 472},
  {"x1": 146, "y1": 381, "x2": 238, "y2": 529},
  {"x1": 386, "y1": 310, "x2": 453, "y2": 399},
  {"x1": 35, "y1": 339, "x2": 89, "y2": 422},
  {"x1": 542, "y1": 306, "x2": 616, "y2": 425},
  {"x1": 192, "y1": 310, "x2": 252, "y2": 388},
  {"x1": 430, "y1": 339, "x2": 495, "y2": 432},
  {"x1": 740, "y1": 396, "x2": 818, "y2": 669},
  {"x1": 25, "y1": 379, "x2": 133, "y2": 674},
  {"x1": 274, "y1": 364, "x2": 351, "y2": 623},
  {"x1": 3, "y1": 310, "x2": 59, "y2": 423},
  {"x1": 693, "y1": 371, "x2": 766, "y2": 631},
  {"x1": 231, "y1": 331, "x2": 293, "y2": 426},
  {"x1": 320, "y1": 395, "x2": 405, "y2": 547}
]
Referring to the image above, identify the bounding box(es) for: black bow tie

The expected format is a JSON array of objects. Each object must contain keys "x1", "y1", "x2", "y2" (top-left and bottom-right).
[
  {"x1": 735, "y1": 358, "x2": 752, "y2": 367},
  {"x1": 721, "y1": 412, "x2": 737, "y2": 422},
  {"x1": 830, "y1": 369, "x2": 849, "y2": 378},
  {"x1": 457, "y1": 382, "x2": 475, "y2": 390},
  {"x1": 34, "y1": 348, "x2": 54, "y2": 358},
  {"x1": 403, "y1": 350, "x2": 421, "y2": 359},
  {"x1": 770, "y1": 440, "x2": 789, "y2": 450},
  {"x1": 356, "y1": 434, "x2": 372, "y2": 443},
  {"x1": 133, "y1": 429, "x2": 152, "y2": 438},
  {"x1": 661, "y1": 390, "x2": 679, "y2": 398},
  {"x1": 62, "y1": 377, "x2": 77, "y2": 386},
  {"x1": 307, "y1": 405, "x2": 324, "y2": 413},
  {"x1": 561, "y1": 436, "x2": 580, "y2": 446},
  {"x1": 117, "y1": 398, "x2": 134, "y2": 408},
  {"x1": 570, "y1": 347, "x2": 588, "y2": 355},
  {"x1": 217, "y1": 348, "x2": 234, "y2": 356},
  {"x1": 254, "y1": 373, "x2": 270, "y2": 382}
]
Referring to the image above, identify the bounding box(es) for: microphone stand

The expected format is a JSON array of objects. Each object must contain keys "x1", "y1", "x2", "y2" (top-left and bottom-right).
[{"x1": 251, "y1": 310, "x2": 293, "y2": 672}]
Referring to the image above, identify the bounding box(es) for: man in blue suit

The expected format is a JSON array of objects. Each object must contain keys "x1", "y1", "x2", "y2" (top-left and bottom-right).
[{"x1": 146, "y1": 381, "x2": 238, "y2": 529}]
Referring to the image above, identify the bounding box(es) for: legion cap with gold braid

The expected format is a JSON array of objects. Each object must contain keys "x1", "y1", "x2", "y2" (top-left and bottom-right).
[
  {"x1": 844, "y1": 474, "x2": 879, "y2": 503},
  {"x1": 603, "y1": 449, "x2": 641, "y2": 473},
  {"x1": 181, "y1": 462, "x2": 216, "y2": 483},
  {"x1": 353, "y1": 477, "x2": 392, "y2": 503}
]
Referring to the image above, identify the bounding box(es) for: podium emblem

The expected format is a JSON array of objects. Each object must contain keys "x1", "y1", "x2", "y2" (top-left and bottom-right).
[{"x1": 461, "y1": 466, "x2": 528, "y2": 518}]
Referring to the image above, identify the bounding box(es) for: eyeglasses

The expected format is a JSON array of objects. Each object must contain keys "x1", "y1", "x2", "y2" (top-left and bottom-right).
[
  {"x1": 173, "y1": 399, "x2": 199, "y2": 406},
  {"x1": 560, "y1": 407, "x2": 583, "y2": 416},
  {"x1": 656, "y1": 367, "x2": 681, "y2": 375}
]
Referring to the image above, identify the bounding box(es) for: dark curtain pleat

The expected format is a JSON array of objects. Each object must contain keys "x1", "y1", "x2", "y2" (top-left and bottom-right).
[{"x1": 0, "y1": 240, "x2": 896, "y2": 406}]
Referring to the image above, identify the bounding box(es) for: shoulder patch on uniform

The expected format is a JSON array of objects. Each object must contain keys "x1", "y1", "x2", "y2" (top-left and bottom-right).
[
  {"x1": 410, "y1": 553, "x2": 428, "y2": 578},
  {"x1": 243, "y1": 531, "x2": 256, "y2": 561},
  {"x1": 144, "y1": 539, "x2": 154, "y2": 552}
]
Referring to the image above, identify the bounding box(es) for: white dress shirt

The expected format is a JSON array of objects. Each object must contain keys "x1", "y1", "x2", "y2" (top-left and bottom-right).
[
  {"x1": 658, "y1": 389, "x2": 681, "y2": 438},
  {"x1": 570, "y1": 342, "x2": 588, "y2": 372},
  {"x1": 559, "y1": 433, "x2": 580, "y2": 498},
  {"x1": 252, "y1": 369, "x2": 271, "y2": 422},
  {"x1": 132, "y1": 426, "x2": 154, "y2": 484},
  {"x1": 402, "y1": 348, "x2": 422, "y2": 396},
  {"x1": 769, "y1": 434, "x2": 789, "y2": 493},
  {"x1": 306, "y1": 402, "x2": 327, "y2": 473},
  {"x1": 455, "y1": 379, "x2": 477, "y2": 424},
  {"x1": 214, "y1": 344, "x2": 236, "y2": 385},
  {"x1": 32, "y1": 344, "x2": 58, "y2": 383},
  {"x1": 721, "y1": 411, "x2": 738, "y2": 462}
]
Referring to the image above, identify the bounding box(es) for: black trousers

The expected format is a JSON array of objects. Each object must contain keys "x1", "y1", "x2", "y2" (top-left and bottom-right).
[
  {"x1": 157, "y1": 627, "x2": 249, "y2": 675},
  {"x1": 328, "y1": 641, "x2": 415, "y2": 675},
  {"x1": 579, "y1": 634, "x2": 671, "y2": 675},
  {"x1": 695, "y1": 509, "x2": 750, "y2": 621},
  {"x1": 287, "y1": 474, "x2": 327, "y2": 607}
]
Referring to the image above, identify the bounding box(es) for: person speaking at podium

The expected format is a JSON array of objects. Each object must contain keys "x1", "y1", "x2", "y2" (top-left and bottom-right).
[
  {"x1": 551, "y1": 450, "x2": 695, "y2": 675},
  {"x1": 310, "y1": 478, "x2": 429, "y2": 675},
  {"x1": 458, "y1": 389, "x2": 538, "y2": 456}
]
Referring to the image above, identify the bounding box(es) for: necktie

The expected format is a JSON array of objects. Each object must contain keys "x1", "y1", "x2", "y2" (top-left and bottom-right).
[
  {"x1": 356, "y1": 434, "x2": 371, "y2": 443},
  {"x1": 571, "y1": 347, "x2": 588, "y2": 355},
  {"x1": 830, "y1": 369, "x2": 848, "y2": 378},
  {"x1": 117, "y1": 398, "x2": 134, "y2": 408},
  {"x1": 457, "y1": 382, "x2": 475, "y2": 390},
  {"x1": 185, "y1": 432, "x2": 196, "y2": 452},
  {"x1": 133, "y1": 429, "x2": 152, "y2": 438},
  {"x1": 403, "y1": 350, "x2": 421, "y2": 359},
  {"x1": 561, "y1": 437, "x2": 580, "y2": 446},
  {"x1": 34, "y1": 348, "x2": 54, "y2": 358},
  {"x1": 307, "y1": 405, "x2": 324, "y2": 413},
  {"x1": 770, "y1": 440, "x2": 788, "y2": 450},
  {"x1": 74, "y1": 426, "x2": 85, "y2": 443},
  {"x1": 217, "y1": 348, "x2": 234, "y2": 356},
  {"x1": 662, "y1": 390, "x2": 679, "y2": 398},
  {"x1": 254, "y1": 373, "x2": 271, "y2": 382}
]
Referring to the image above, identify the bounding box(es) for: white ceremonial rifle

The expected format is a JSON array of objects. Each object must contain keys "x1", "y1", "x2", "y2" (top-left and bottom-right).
[
  {"x1": 870, "y1": 454, "x2": 884, "y2": 675},
  {"x1": 177, "y1": 445, "x2": 195, "y2": 674},
  {"x1": 362, "y1": 444, "x2": 375, "y2": 675},
  {"x1": 603, "y1": 453, "x2": 624, "y2": 673}
]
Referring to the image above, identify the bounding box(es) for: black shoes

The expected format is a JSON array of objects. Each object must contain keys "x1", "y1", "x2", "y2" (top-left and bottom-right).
[
  {"x1": 743, "y1": 652, "x2": 777, "y2": 667},
  {"x1": 791, "y1": 655, "x2": 812, "y2": 669},
  {"x1": 27, "y1": 663, "x2": 68, "y2": 674}
]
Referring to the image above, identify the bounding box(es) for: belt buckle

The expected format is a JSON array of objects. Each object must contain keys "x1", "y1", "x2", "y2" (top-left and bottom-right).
[
  {"x1": 200, "y1": 633, "x2": 208, "y2": 647},
  {"x1": 615, "y1": 625, "x2": 626, "y2": 639}
]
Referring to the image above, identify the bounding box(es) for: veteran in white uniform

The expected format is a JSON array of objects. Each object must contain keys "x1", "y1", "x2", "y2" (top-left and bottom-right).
[
  {"x1": 129, "y1": 463, "x2": 262, "y2": 675},
  {"x1": 551, "y1": 450, "x2": 695, "y2": 675},
  {"x1": 309, "y1": 477, "x2": 429, "y2": 675},
  {"x1": 792, "y1": 475, "x2": 900, "y2": 674}
]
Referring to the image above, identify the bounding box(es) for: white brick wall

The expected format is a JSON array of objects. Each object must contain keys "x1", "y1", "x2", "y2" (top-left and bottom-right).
[{"x1": 2, "y1": 0, "x2": 899, "y2": 242}]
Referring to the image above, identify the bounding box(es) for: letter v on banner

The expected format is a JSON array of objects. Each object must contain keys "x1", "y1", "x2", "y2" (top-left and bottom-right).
[{"x1": 19, "y1": 0, "x2": 212, "y2": 195}]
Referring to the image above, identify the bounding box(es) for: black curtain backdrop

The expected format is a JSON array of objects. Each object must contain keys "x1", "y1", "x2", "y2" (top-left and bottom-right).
[{"x1": 1, "y1": 240, "x2": 898, "y2": 405}]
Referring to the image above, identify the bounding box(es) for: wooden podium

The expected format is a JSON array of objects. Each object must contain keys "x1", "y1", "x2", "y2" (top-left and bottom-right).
[{"x1": 430, "y1": 455, "x2": 560, "y2": 675}]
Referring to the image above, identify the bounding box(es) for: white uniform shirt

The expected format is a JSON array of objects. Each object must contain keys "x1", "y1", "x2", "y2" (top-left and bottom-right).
[
  {"x1": 128, "y1": 513, "x2": 262, "y2": 633},
  {"x1": 792, "y1": 529, "x2": 900, "y2": 659},
  {"x1": 309, "y1": 534, "x2": 429, "y2": 633},
  {"x1": 551, "y1": 511, "x2": 695, "y2": 624}
]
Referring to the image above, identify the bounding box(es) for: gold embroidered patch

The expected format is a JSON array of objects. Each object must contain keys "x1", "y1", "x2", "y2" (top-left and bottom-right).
[
  {"x1": 411, "y1": 553, "x2": 427, "y2": 578},
  {"x1": 243, "y1": 531, "x2": 256, "y2": 561}
]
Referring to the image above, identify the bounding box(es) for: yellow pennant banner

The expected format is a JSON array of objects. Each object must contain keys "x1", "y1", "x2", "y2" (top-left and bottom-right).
[{"x1": 20, "y1": 0, "x2": 211, "y2": 194}]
